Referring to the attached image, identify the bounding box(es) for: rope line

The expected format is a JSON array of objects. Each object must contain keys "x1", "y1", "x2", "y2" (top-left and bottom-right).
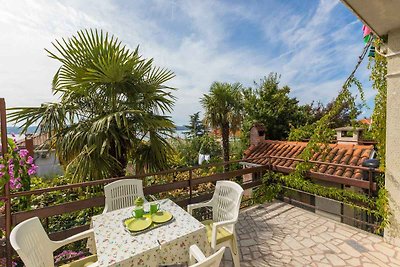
[{"x1": 343, "y1": 36, "x2": 374, "y2": 89}]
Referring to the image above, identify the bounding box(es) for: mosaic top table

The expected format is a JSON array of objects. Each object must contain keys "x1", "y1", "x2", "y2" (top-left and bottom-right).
[{"x1": 91, "y1": 199, "x2": 209, "y2": 267}]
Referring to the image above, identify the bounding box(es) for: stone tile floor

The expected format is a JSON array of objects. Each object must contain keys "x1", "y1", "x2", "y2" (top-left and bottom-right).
[{"x1": 221, "y1": 201, "x2": 400, "y2": 267}]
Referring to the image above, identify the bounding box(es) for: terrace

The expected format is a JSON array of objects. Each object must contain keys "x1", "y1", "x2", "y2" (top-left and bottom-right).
[
  {"x1": 0, "y1": 149, "x2": 391, "y2": 266},
  {"x1": 1, "y1": 79, "x2": 398, "y2": 267},
  {"x1": 223, "y1": 201, "x2": 400, "y2": 266},
  {"x1": 1, "y1": 2, "x2": 399, "y2": 264},
  {"x1": 0, "y1": 98, "x2": 393, "y2": 267}
]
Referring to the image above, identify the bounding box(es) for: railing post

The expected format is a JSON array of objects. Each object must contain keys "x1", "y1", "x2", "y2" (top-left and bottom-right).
[
  {"x1": 0, "y1": 98, "x2": 12, "y2": 267},
  {"x1": 368, "y1": 169, "x2": 373, "y2": 196},
  {"x1": 189, "y1": 170, "x2": 193, "y2": 204}
]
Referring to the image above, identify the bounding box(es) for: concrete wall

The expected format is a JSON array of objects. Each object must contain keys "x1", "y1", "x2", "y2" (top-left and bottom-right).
[
  {"x1": 314, "y1": 180, "x2": 342, "y2": 222},
  {"x1": 342, "y1": 186, "x2": 368, "y2": 229},
  {"x1": 385, "y1": 28, "x2": 400, "y2": 246}
]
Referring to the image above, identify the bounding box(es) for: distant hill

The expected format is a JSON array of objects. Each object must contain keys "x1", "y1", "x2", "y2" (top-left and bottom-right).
[
  {"x1": 175, "y1": 125, "x2": 188, "y2": 131},
  {"x1": 7, "y1": 126, "x2": 37, "y2": 134}
]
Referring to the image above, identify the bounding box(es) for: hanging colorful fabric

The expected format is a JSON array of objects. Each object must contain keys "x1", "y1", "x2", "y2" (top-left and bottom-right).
[
  {"x1": 369, "y1": 46, "x2": 375, "y2": 57},
  {"x1": 362, "y1": 25, "x2": 372, "y2": 37},
  {"x1": 362, "y1": 25, "x2": 373, "y2": 44},
  {"x1": 364, "y1": 34, "x2": 371, "y2": 44}
]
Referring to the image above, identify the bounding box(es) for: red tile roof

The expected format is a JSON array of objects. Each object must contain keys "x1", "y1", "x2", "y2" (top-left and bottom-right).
[
  {"x1": 244, "y1": 140, "x2": 374, "y2": 180},
  {"x1": 359, "y1": 118, "x2": 372, "y2": 125}
]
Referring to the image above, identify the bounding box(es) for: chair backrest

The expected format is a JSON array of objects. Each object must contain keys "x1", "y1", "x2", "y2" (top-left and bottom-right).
[
  {"x1": 104, "y1": 179, "x2": 146, "y2": 213},
  {"x1": 190, "y1": 247, "x2": 225, "y2": 267},
  {"x1": 212, "y1": 181, "x2": 244, "y2": 232},
  {"x1": 10, "y1": 217, "x2": 56, "y2": 267}
]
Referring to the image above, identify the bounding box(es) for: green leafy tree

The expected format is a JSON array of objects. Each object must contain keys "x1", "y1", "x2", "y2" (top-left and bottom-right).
[
  {"x1": 242, "y1": 73, "x2": 306, "y2": 141},
  {"x1": 184, "y1": 112, "x2": 205, "y2": 138},
  {"x1": 9, "y1": 29, "x2": 176, "y2": 181},
  {"x1": 171, "y1": 135, "x2": 221, "y2": 167},
  {"x1": 201, "y1": 82, "x2": 243, "y2": 167},
  {"x1": 288, "y1": 98, "x2": 362, "y2": 141},
  {"x1": 304, "y1": 98, "x2": 361, "y2": 128}
]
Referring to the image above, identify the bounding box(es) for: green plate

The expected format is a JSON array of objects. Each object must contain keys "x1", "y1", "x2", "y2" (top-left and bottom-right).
[
  {"x1": 125, "y1": 217, "x2": 152, "y2": 232},
  {"x1": 151, "y1": 211, "x2": 173, "y2": 224}
]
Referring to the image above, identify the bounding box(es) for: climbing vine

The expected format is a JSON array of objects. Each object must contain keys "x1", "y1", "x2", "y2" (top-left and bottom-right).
[
  {"x1": 256, "y1": 37, "x2": 389, "y2": 233},
  {"x1": 369, "y1": 39, "x2": 387, "y2": 170},
  {"x1": 369, "y1": 38, "x2": 389, "y2": 230}
]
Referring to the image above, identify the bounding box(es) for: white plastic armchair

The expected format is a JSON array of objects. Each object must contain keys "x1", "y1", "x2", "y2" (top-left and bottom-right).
[
  {"x1": 10, "y1": 217, "x2": 97, "y2": 267},
  {"x1": 189, "y1": 244, "x2": 225, "y2": 267},
  {"x1": 187, "y1": 181, "x2": 244, "y2": 267},
  {"x1": 103, "y1": 179, "x2": 152, "y2": 213}
]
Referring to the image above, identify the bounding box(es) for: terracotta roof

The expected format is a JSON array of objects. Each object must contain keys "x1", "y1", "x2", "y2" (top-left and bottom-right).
[
  {"x1": 359, "y1": 118, "x2": 372, "y2": 125},
  {"x1": 243, "y1": 140, "x2": 374, "y2": 180}
]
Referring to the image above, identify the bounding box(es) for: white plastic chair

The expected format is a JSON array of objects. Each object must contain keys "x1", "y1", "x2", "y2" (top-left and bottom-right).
[
  {"x1": 189, "y1": 245, "x2": 225, "y2": 267},
  {"x1": 103, "y1": 179, "x2": 148, "y2": 213},
  {"x1": 10, "y1": 217, "x2": 97, "y2": 267},
  {"x1": 187, "y1": 181, "x2": 244, "y2": 267}
]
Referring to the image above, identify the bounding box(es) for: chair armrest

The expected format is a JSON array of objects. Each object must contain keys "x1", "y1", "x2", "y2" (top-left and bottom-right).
[
  {"x1": 210, "y1": 219, "x2": 237, "y2": 249},
  {"x1": 146, "y1": 194, "x2": 157, "y2": 202},
  {"x1": 189, "y1": 244, "x2": 206, "y2": 264},
  {"x1": 187, "y1": 200, "x2": 213, "y2": 215},
  {"x1": 53, "y1": 229, "x2": 94, "y2": 249}
]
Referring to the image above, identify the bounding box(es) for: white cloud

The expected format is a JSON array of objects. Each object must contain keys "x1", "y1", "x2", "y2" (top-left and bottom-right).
[{"x1": 0, "y1": 0, "x2": 374, "y2": 125}]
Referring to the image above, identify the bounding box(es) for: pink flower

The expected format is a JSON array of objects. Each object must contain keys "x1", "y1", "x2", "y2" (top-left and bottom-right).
[
  {"x1": 19, "y1": 149, "x2": 29, "y2": 158},
  {"x1": 27, "y1": 156, "x2": 34, "y2": 164},
  {"x1": 8, "y1": 164, "x2": 14, "y2": 179},
  {"x1": 28, "y1": 164, "x2": 38, "y2": 175},
  {"x1": 9, "y1": 177, "x2": 21, "y2": 190},
  {"x1": 0, "y1": 164, "x2": 4, "y2": 170}
]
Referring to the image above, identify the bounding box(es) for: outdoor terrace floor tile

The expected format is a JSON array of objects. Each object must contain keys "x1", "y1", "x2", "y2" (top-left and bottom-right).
[{"x1": 220, "y1": 201, "x2": 400, "y2": 267}]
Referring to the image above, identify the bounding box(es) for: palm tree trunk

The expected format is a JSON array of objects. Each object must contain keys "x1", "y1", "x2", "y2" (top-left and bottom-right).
[
  {"x1": 221, "y1": 124, "x2": 230, "y2": 172},
  {"x1": 109, "y1": 139, "x2": 127, "y2": 177}
]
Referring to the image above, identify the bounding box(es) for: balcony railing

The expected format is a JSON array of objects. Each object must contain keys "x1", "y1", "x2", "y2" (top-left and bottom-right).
[{"x1": 0, "y1": 156, "x2": 270, "y2": 263}]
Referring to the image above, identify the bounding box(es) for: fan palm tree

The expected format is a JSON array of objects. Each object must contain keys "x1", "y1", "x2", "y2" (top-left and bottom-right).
[
  {"x1": 9, "y1": 29, "x2": 176, "y2": 182},
  {"x1": 201, "y1": 82, "x2": 243, "y2": 169}
]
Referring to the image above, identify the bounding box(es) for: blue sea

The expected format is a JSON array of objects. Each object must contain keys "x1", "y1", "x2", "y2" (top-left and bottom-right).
[{"x1": 7, "y1": 126, "x2": 188, "y2": 140}]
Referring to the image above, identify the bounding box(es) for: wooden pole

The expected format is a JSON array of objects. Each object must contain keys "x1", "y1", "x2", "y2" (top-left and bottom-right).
[
  {"x1": 0, "y1": 98, "x2": 12, "y2": 266},
  {"x1": 25, "y1": 137, "x2": 34, "y2": 159},
  {"x1": 189, "y1": 170, "x2": 193, "y2": 204}
]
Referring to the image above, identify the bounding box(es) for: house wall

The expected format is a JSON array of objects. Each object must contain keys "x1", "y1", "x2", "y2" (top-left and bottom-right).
[
  {"x1": 34, "y1": 150, "x2": 63, "y2": 177},
  {"x1": 385, "y1": 27, "x2": 400, "y2": 246}
]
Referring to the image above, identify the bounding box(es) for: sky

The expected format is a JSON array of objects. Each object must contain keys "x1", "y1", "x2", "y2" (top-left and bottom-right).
[{"x1": 0, "y1": 0, "x2": 373, "y2": 126}]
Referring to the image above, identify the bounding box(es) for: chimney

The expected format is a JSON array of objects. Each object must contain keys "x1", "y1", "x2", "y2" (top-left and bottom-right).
[
  {"x1": 335, "y1": 126, "x2": 364, "y2": 145},
  {"x1": 250, "y1": 123, "x2": 266, "y2": 146}
]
